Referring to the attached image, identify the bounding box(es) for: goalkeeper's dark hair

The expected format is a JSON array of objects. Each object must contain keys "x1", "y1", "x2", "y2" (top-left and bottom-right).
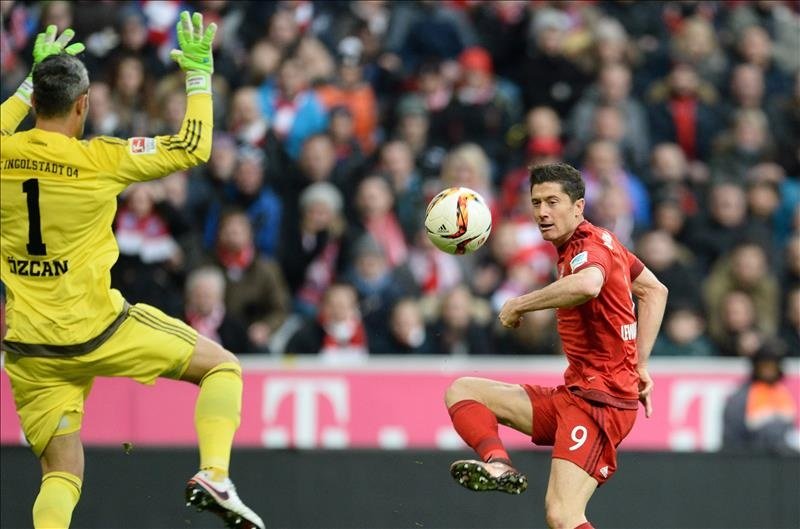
[
  {"x1": 32, "y1": 53, "x2": 89, "y2": 118},
  {"x1": 529, "y1": 162, "x2": 585, "y2": 203}
]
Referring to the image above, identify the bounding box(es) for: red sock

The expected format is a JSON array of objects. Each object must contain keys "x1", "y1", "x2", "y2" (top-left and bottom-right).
[
  {"x1": 574, "y1": 523, "x2": 594, "y2": 529},
  {"x1": 448, "y1": 399, "x2": 510, "y2": 462}
]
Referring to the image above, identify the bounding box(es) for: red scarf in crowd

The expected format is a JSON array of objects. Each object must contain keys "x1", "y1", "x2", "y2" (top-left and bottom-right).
[
  {"x1": 217, "y1": 244, "x2": 255, "y2": 281},
  {"x1": 318, "y1": 315, "x2": 368, "y2": 361},
  {"x1": 186, "y1": 305, "x2": 225, "y2": 344}
]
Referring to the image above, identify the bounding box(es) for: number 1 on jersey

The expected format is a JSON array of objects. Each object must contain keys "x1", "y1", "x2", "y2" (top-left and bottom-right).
[{"x1": 23, "y1": 178, "x2": 47, "y2": 256}]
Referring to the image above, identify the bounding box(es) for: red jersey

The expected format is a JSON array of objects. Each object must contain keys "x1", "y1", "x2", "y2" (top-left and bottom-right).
[{"x1": 555, "y1": 221, "x2": 644, "y2": 409}]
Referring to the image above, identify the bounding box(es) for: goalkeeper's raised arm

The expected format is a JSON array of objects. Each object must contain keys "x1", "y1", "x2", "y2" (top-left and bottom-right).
[{"x1": 90, "y1": 10, "x2": 218, "y2": 184}]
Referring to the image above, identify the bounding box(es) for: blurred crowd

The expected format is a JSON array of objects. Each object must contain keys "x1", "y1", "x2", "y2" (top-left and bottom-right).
[{"x1": 1, "y1": 0, "x2": 798, "y2": 362}]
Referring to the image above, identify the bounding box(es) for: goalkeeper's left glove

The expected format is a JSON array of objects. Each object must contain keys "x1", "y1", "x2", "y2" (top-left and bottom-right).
[
  {"x1": 169, "y1": 11, "x2": 217, "y2": 95},
  {"x1": 15, "y1": 25, "x2": 85, "y2": 105}
]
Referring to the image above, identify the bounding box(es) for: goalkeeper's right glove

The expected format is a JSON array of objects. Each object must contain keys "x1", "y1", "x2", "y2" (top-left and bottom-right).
[{"x1": 15, "y1": 24, "x2": 85, "y2": 105}]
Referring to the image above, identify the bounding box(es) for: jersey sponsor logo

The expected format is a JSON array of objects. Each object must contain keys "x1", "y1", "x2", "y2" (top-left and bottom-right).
[
  {"x1": 6, "y1": 256, "x2": 69, "y2": 277},
  {"x1": 620, "y1": 322, "x2": 637, "y2": 341},
  {"x1": 129, "y1": 137, "x2": 156, "y2": 155},
  {"x1": 569, "y1": 251, "x2": 588, "y2": 272}
]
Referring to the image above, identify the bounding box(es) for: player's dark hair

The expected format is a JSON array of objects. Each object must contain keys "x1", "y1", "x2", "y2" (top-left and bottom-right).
[
  {"x1": 529, "y1": 162, "x2": 585, "y2": 202},
  {"x1": 32, "y1": 53, "x2": 89, "y2": 118}
]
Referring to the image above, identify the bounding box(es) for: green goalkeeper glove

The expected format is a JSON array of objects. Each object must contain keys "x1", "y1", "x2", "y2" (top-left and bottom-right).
[
  {"x1": 169, "y1": 11, "x2": 217, "y2": 75},
  {"x1": 15, "y1": 25, "x2": 85, "y2": 105},
  {"x1": 33, "y1": 24, "x2": 85, "y2": 65}
]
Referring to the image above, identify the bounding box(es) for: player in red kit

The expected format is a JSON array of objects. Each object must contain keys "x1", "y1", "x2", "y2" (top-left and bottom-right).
[{"x1": 444, "y1": 163, "x2": 668, "y2": 529}]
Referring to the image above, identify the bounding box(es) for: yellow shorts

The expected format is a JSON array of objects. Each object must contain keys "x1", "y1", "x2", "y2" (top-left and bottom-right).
[{"x1": 4, "y1": 303, "x2": 197, "y2": 457}]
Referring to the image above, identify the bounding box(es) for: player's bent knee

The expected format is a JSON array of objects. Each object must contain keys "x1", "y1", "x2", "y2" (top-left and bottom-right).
[
  {"x1": 544, "y1": 499, "x2": 583, "y2": 529},
  {"x1": 183, "y1": 335, "x2": 240, "y2": 384},
  {"x1": 444, "y1": 377, "x2": 480, "y2": 407}
]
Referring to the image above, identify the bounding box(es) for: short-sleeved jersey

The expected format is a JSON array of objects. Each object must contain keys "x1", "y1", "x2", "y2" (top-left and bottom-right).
[
  {"x1": 0, "y1": 92, "x2": 212, "y2": 350},
  {"x1": 555, "y1": 220, "x2": 644, "y2": 408}
]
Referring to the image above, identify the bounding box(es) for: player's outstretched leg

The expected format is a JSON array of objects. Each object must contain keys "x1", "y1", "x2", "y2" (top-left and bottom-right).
[
  {"x1": 449, "y1": 457, "x2": 528, "y2": 495},
  {"x1": 185, "y1": 470, "x2": 265, "y2": 529}
]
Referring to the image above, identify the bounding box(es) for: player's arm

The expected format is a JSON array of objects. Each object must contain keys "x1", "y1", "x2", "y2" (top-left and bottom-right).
[
  {"x1": 1, "y1": 25, "x2": 84, "y2": 135},
  {"x1": 93, "y1": 12, "x2": 217, "y2": 183},
  {"x1": 631, "y1": 265, "x2": 668, "y2": 417},
  {"x1": 498, "y1": 266, "x2": 605, "y2": 326}
]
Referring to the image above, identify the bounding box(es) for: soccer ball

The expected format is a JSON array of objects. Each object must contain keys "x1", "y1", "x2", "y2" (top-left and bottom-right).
[{"x1": 424, "y1": 187, "x2": 492, "y2": 255}]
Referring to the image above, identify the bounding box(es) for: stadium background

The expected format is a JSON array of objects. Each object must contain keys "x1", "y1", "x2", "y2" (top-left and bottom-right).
[{"x1": 1, "y1": 1, "x2": 799, "y2": 528}]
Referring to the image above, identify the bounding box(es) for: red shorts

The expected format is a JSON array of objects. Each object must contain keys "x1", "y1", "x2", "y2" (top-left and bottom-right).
[{"x1": 522, "y1": 384, "x2": 637, "y2": 485}]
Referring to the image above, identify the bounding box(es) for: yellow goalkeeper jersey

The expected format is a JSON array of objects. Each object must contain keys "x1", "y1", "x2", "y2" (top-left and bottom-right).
[{"x1": 0, "y1": 92, "x2": 212, "y2": 351}]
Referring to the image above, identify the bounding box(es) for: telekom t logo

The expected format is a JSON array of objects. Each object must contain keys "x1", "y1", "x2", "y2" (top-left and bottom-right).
[
  {"x1": 261, "y1": 377, "x2": 349, "y2": 449},
  {"x1": 669, "y1": 379, "x2": 737, "y2": 451}
]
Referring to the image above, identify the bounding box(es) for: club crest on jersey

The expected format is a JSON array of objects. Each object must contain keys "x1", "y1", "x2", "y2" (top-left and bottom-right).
[
  {"x1": 601, "y1": 230, "x2": 614, "y2": 250},
  {"x1": 129, "y1": 137, "x2": 156, "y2": 155},
  {"x1": 569, "y1": 251, "x2": 588, "y2": 272}
]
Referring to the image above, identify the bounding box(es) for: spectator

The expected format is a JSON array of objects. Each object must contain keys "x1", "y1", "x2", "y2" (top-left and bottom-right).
[
  {"x1": 567, "y1": 63, "x2": 651, "y2": 172},
  {"x1": 652, "y1": 304, "x2": 715, "y2": 356},
  {"x1": 651, "y1": 198, "x2": 690, "y2": 244},
  {"x1": 735, "y1": 25, "x2": 793, "y2": 98},
  {"x1": 581, "y1": 140, "x2": 650, "y2": 230},
  {"x1": 726, "y1": 2, "x2": 800, "y2": 74},
  {"x1": 445, "y1": 46, "x2": 521, "y2": 169},
  {"x1": 746, "y1": 178, "x2": 782, "y2": 251},
  {"x1": 373, "y1": 298, "x2": 437, "y2": 355},
  {"x1": 407, "y1": 226, "x2": 465, "y2": 299},
  {"x1": 685, "y1": 181, "x2": 770, "y2": 272},
  {"x1": 112, "y1": 183, "x2": 185, "y2": 317},
  {"x1": 710, "y1": 108, "x2": 777, "y2": 182},
  {"x1": 575, "y1": 17, "x2": 641, "y2": 80},
  {"x1": 342, "y1": 235, "x2": 418, "y2": 350},
  {"x1": 316, "y1": 36, "x2": 379, "y2": 154},
  {"x1": 647, "y1": 143, "x2": 702, "y2": 216},
  {"x1": 379, "y1": 140, "x2": 426, "y2": 241},
  {"x1": 705, "y1": 241, "x2": 780, "y2": 340},
  {"x1": 184, "y1": 266, "x2": 252, "y2": 355},
  {"x1": 327, "y1": 106, "x2": 367, "y2": 190},
  {"x1": 278, "y1": 182, "x2": 346, "y2": 316},
  {"x1": 204, "y1": 147, "x2": 283, "y2": 258},
  {"x1": 517, "y1": 8, "x2": 589, "y2": 118},
  {"x1": 713, "y1": 290, "x2": 765, "y2": 358},
  {"x1": 669, "y1": 16, "x2": 728, "y2": 89},
  {"x1": 636, "y1": 230, "x2": 704, "y2": 312},
  {"x1": 414, "y1": 58, "x2": 457, "y2": 150},
  {"x1": 285, "y1": 282, "x2": 370, "y2": 363},
  {"x1": 722, "y1": 340, "x2": 799, "y2": 455},
  {"x1": 108, "y1": 54, "x2": 152, "y2": 137},
  {"x1": 84, "y1": 81, "x2": 124, "y2": 137},
  {"x1": 294, "y1": 35, "x2": 336, "y2": 86},
  {"x1": 393, "y1": 93, "x2": 447, "y2": 180},
  {"x1": 343, "y1": 174, "x2": 409, "y2": 268},
  {"x1": 511, "y1": 105, "x2": 564, "y2": 168},
  {"x1": 648, "y1": 62, "x2": 720, "y2": 161},
  {"x1": 104, "y1": 5, "x2": 165, "y2": 82},
  {"x1": 429, "y1": 284, "x2": 494, "y2": 356},
  {"x1": 259, "y1": 57, "x2": 329, "y2": 160},
  {"x1": 208, "y1": 210, "x2": 290, "y2": 354},
  {"x1": 392, "y1": 0, "x2": 477, "y2": 71}
]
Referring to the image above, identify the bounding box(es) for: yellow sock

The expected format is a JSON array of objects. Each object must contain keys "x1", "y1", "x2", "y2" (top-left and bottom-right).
[
  {"x1": 33, "y1": 471, "x2": 82, "y2": 529},
  {"x1": 195, "y1": 361, "x2": 242, "y2": 482}
]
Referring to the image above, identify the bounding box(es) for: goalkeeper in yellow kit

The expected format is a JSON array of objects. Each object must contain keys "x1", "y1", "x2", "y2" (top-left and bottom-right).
[{"x1": 0, "y1": 13, "x2": 264, "y2": 529}]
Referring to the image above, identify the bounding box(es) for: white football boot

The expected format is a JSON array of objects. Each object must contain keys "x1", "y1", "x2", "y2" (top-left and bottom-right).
[{"x1": 185, "y1": 470, "x2": 266, "y2": 529}]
